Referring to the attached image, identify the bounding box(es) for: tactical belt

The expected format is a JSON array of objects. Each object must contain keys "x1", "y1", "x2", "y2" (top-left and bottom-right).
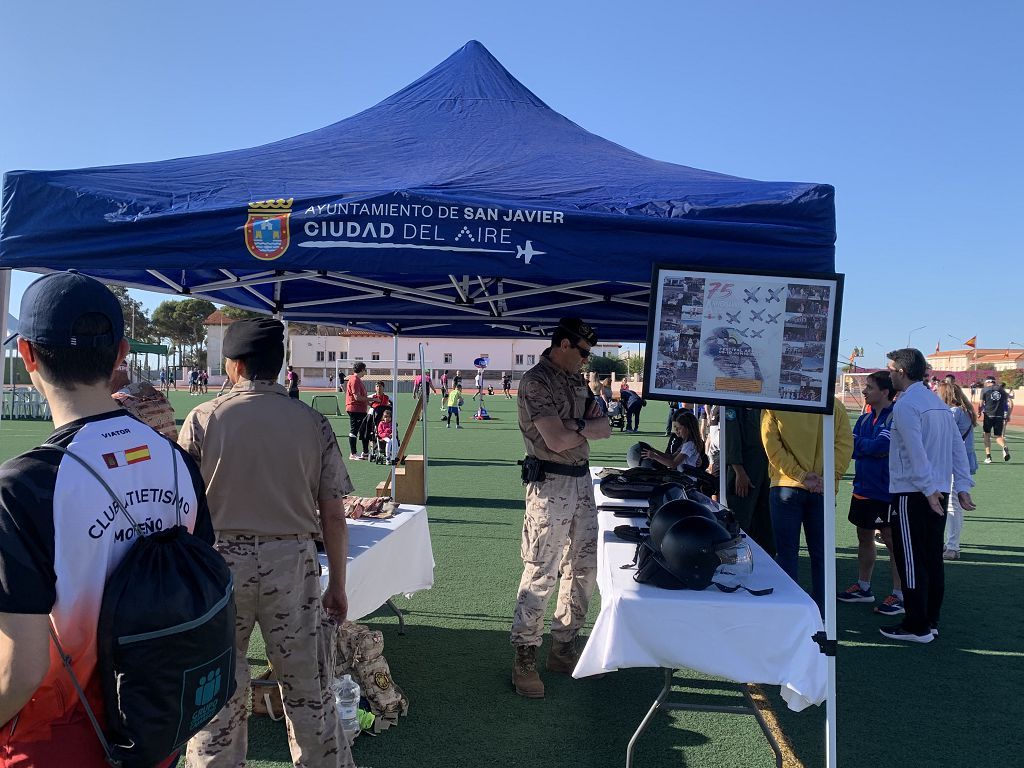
[{"x1": 518, "y1": 459, "x2": 590, "y2": 478}]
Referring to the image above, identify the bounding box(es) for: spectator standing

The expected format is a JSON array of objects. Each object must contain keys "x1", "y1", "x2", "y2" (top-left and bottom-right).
[
  {"x1": 180, "y1": 318, "x2": 354, "y2": 767},
  {"x1": 285, "y1": 365, "x2": 300, "y2": 400},
  {"x1": 510, "y1": 319, "x2": 610, "y2": 698},
  {"x1": 836, "y1": 372, "x2": 903, "y2": 615},
  {"x1": 440, "y1": 370, "x2": 449, "y2": 403},
  {"x1": 723, "y1": 406, "x2": 776, "y2": 557},
  {"x1": 503, "y1": 371, "x2": 513, "y2": 398},
  {"x1": 978, "y1": 376, "x2": 1010, "y2": 463},
  {"x1": 413, "y1": 371, "x2": 437, "y2": 403},
  {"x1": 345, "y1": 362, "x2": 370, "y2": 460},
  {"x1": 762, "y1": 397, "x2": 853, "y2": 613},
  {"x1": 0, "y1": 272, "x2": 212, "y2": 767},
  {"x1": 622, "y1": 387, "x2": 645, "y2": 433},
  {"x1": 453, "y1": 370, "x2": 463, "y2": 390},
  {"x1": 937, "y1": 381, "x2": 978, "y2": 560},
  {"x1": 882, "y1": 348, "x2": 974, "y2": 642}
]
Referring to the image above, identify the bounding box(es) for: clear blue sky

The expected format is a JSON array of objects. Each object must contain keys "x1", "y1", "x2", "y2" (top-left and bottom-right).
[{"x1": 2, "y1": 1, "x2": 1021, "y2": 368}]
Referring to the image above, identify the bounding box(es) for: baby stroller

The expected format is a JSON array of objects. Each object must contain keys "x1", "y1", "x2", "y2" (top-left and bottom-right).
[
  {"x1": 607, "y1": 400, "x2": 625, "y2": 431},
  {"x1": 358, "y1": 406, "x2": 391, "y2": 465}
]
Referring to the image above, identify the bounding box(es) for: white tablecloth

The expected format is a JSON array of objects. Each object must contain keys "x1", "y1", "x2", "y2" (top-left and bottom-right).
[
  {"x1": 575, "y1": 472, "x2": 826, "y2": 712},
  {"x1": 319, "y1": 504, "x2": 435, "y2": 621}
]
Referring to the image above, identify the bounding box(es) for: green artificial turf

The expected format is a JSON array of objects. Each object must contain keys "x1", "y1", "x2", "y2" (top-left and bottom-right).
[{"x1": 1, "y1": 392, "x2": 1021, "y2": 767}]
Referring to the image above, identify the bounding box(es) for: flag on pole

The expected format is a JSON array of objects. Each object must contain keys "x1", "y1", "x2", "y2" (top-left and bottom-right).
[
  {"x1": 935, "y1": 341, "x2": 940, "y2": 354},
  {"x1": 965, "y1": 336, "x2": 977, "y2": 348}
]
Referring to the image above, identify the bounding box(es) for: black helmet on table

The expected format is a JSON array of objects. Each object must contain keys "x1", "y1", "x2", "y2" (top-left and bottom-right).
[
  {"x1": 660, "y1": 516, "x2": 738, "y2": 591},
  {"x1": 649, "y1": 498, "x2": 717, "y2": 551}
]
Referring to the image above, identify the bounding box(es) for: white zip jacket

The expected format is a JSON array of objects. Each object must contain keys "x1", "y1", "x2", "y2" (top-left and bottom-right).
[{"x1": 889, "y1": 381, "x2": 974, "y2": 496}]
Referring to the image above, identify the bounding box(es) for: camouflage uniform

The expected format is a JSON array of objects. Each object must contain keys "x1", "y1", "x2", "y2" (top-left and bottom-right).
[
  {"x1": 180, "y1": 380, "x2": 355, "y2": 768},
  {"x1": 511, "y1": 353, "x2": 598, "y2": 647}
]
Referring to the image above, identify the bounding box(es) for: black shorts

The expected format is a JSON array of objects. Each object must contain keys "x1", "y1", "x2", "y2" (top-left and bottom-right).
[
  {"x1": 848, "y1": 496, "x2": 891, "y2": 530},
  {"x1": 982, "y1": 415, "x2": 1005, "y2": 436}
]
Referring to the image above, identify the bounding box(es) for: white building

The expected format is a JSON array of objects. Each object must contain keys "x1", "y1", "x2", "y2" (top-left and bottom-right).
[{"x1": 204, "y1": 311, "x2": 624, "y2": 388}]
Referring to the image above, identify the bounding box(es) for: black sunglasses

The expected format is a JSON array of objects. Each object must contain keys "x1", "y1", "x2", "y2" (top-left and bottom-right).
[{"x1": 574, "y1": 342, "x2": 592, "y2": 359}]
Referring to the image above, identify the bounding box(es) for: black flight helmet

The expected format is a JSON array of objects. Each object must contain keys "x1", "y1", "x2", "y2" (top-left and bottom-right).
[
  {"x1": 649, "y1": 498, "x2": 717, "y2": 551},
  {"x1": 660, "y1": 516, "x2": 735, "y2": 591}
]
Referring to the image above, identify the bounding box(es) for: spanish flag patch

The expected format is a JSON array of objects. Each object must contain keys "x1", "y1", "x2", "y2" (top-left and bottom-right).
[{"x1": 103, "y1": 445, "x2": 151, "y2": 468}]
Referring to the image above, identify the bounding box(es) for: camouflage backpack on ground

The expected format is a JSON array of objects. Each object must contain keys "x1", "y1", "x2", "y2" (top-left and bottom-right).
[{"x1": 334, "y1": 621, "x2": 409, "y2": 733}]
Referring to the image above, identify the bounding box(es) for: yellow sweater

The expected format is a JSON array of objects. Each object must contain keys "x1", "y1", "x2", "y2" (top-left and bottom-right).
[{"x1": 761, "y1": 398, "x2": 853, "y2": 489}]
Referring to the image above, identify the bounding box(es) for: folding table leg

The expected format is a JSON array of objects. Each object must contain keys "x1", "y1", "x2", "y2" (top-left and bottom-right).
[
  {"x1": 625, "y1": 669, "x2": 784, "y2": 768},
  {"x1": 386, "y1": 598, "x2": 406, "y2": 635}
]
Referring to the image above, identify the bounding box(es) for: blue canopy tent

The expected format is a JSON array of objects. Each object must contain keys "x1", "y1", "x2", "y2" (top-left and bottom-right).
[
  {"x1": 0, "y1": 40, "x2": 841, "y2": 766},
  {"x1": 0, "y1": 41, "x2": 835, "y2": 341}
]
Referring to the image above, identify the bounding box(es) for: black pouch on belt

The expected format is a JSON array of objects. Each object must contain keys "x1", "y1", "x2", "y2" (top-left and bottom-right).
[{"x1": 518, "y1": 456, "x2": 546, "y2": 484}]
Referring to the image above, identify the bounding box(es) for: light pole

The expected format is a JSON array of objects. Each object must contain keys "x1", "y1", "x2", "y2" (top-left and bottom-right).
[{"x1": 907, "y1": 325, "x2": 926, "y2": 348}]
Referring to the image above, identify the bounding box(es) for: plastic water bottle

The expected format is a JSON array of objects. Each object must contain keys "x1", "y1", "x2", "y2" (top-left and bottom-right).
[{"x1": 334, "y1": 674, "x2": 361, "y2": 744}]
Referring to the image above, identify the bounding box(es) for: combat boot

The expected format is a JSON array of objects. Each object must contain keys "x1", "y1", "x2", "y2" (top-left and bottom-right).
[
  {"x1": 546, "y1": 638, "x2": 580, "y2": 674},
  {"x1": 512, "y1": 645, "x2": 544, "y2": 698}
]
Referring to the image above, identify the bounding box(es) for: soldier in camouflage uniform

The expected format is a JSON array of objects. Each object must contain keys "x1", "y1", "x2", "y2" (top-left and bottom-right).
[
  {"x1": 510, "y1": 318, "x2": 611, "y2": 698},
  {"x1": 179, "y1": 318, "x2": 355, "y2": 768}
]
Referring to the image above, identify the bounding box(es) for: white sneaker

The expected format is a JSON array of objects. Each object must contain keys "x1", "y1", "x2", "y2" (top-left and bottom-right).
[
  {"x1": 984, "y1": 456, "x2": 993, "y2": 464},
  {"x1": 348, "y1": 454, "x2": 363, "y2": 461}
]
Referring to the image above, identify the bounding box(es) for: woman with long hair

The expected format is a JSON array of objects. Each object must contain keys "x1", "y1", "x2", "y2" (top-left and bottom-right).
[
  {"x1": 637, "y1": 410, "x2": 708, "y2": 470},
  {"x1": 937, "y1": 381, "x2": 978, "y2": 559}
]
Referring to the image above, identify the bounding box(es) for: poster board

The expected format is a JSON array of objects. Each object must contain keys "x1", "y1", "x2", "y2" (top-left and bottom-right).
[{"x1": 643, "y1": 265, "x2": 844, "y2": 414}]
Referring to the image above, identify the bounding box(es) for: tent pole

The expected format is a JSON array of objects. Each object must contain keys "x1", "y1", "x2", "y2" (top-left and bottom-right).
[
  {"x1": 718, "y1": 412, "x2": 728, "y2": 503},
  {"x1": 419, "y1": 342, "x2": 428, "y2": 496},
  {"x1": 0, "y1": 270, "x2": 10, "y2": 424},
  {"x1": 822, "y1": 413, "x2": 837, "y2": 768},
  {"x1": 391, "y1": 333, "x2": 398, "y2": 490}
]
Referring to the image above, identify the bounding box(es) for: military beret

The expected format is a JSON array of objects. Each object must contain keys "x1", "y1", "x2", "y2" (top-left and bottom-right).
[
  {"x1": 223, "y1": 318, "x2": 284, "y2": 359},
  {"x1": 557, "y1": 317, "x2": 598, "y2": 346}
]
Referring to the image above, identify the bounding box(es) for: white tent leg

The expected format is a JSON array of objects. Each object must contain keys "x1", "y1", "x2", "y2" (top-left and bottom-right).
[
  {"x1": 822, "y1": 413, "x2": 837, "y2": 768},
  {"x1": 391, "y1": 333, "x2": 399, "y2": 490},
  {"x1": 718, "y1": 415, "x2": 728, "y2": 503},
  {"x1": 419, "y1": 342, "x2": 428, "y2": 494}
]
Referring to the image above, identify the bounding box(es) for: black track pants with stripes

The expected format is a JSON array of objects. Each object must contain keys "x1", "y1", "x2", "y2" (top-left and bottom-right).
[{"x1": 890, "y1": 492, "x2": 948, "y2": 635}]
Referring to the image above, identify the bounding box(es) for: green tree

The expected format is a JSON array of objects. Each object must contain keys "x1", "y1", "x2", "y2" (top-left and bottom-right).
[
  {"x1": 220, "y1": 306, "x2": 265, "y2": 320},
  {"x1": 151, "y1": 298, "x2": 216, "y2": 368},
  {"x1": 627, "y1": 354, "x2": 645, "y2": 376},
  {"x1": 587, "y1": 354, "x2": 627, "y2": 377},
  {"x1": 108, "y1": 285, "x2": 153, "y2": 341}
]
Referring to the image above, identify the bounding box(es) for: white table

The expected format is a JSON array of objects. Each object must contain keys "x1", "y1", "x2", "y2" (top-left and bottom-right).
[
  {"x1": 319, "y1": 504, "x2": 435, "y2": 625},
  {"x1": 577, "y1": 469, "x2": 826, "y2": 766}
]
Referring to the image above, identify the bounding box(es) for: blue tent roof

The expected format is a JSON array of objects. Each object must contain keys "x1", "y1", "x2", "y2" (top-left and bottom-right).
[{"x1": 0, "y1": 41, "x2": 835, "y2": 340}]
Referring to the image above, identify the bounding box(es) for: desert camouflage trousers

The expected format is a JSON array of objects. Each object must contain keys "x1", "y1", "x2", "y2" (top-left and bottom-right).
[
  {"x1": 185, "y1": 534, "x2": 354, "y2": 768},
  {"x1": 510, "y1": 473, "x2": 599, "y2": 647}
]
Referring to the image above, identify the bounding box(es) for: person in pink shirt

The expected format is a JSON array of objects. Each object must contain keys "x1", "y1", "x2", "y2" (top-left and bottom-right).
[{"x1": 345, "y1": 362, "x2": 369, "y2": 459}]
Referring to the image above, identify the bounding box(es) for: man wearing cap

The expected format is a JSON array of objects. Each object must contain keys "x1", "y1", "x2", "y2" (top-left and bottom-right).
[
  {"x1": 510, "y1": 318, "x2": 611, "y2": 698},
  {"x1": 109, "y1": 363, "x2": 178, "y2": 440},
  {"x1": 180, "y1": 318, "x2": 354, "y2": 767},
  {"x1": 0, "y1": 271, "x2": 213, "y2": 767},
  {"x1": 978, "y1": 376, "x2": 1010, "y2": 463}
]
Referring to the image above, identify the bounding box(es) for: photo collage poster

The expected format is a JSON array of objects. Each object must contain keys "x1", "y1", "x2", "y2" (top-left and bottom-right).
[{"x1": 645, "y1": 267, "x2": 843, "y2": 412}]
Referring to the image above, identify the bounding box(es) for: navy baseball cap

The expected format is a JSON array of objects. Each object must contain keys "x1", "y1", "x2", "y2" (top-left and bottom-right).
[{"x1": 5, "y1": 271, "x2": 124, "y2": 348}]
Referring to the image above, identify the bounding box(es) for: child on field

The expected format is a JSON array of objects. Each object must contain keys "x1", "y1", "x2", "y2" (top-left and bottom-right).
[
  {"x1": 377, "y1": 408, "x2": 394, "y2": 442},
  {"x1": 445, "y1": 384, "x2": 464, "y2": 429}
]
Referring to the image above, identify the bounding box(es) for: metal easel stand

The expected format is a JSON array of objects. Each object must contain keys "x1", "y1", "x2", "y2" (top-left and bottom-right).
[{"x1": 625, "y1": 668, "x2": 783, "y2": 768}]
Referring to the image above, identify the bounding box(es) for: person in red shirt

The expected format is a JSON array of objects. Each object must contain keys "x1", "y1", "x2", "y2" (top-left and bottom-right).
[{"x1": 345, "y1": 362, "x2": 369, "y2": 460}]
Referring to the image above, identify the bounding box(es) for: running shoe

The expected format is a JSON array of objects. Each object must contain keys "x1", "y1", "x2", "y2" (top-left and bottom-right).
[
  {"x1": 837, "y1": 583, "x2": 874, "y2": 603},
  {"x1": 984, "y1": 456, "x2": 993, "y2": 464},
  {"x1": 874, "y1": 594, "x2": 905, "y2": 615},
  {"x1": 879, "y1": 625, "x2": 933, "y2": 644},
  {"x1": 942, "y1": 549, "x2": 960, "y2": 561},
  {"x1": 348, "y1": 454, "x2": 363, "y2": 461},
  {"x1": 1004, "y1": 450, "x2": 1011, "y2": 462}
]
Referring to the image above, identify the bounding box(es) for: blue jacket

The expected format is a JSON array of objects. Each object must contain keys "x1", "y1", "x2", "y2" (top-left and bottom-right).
[{"x1": 852, "y1": 405, "x2": 893, "y2": 501}]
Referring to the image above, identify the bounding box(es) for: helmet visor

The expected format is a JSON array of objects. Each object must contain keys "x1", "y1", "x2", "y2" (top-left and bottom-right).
[{"x1": 714, "y1": 538, "x2": 754, "y2": 586}]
